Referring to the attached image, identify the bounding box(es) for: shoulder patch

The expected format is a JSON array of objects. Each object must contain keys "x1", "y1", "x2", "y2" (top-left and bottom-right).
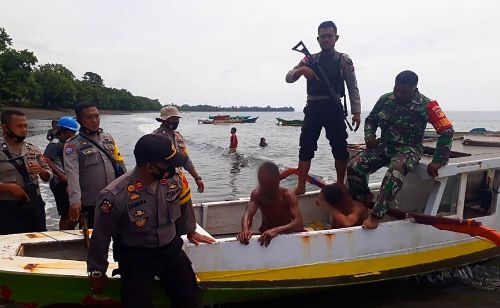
[
  {"x1": 100, "y1": 199, "x2": 113, "y2": 214},
  {"x1": 64, "y1": 144, "x2": 76, "y2": 155}
]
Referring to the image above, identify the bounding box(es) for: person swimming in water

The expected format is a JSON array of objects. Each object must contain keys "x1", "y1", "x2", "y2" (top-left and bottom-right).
[{"x1": 259, "y1": 137, "x2": 268, "y2": 147}]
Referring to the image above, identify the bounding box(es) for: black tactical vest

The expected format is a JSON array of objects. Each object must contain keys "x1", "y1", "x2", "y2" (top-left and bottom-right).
[{"x1": 306, "y1": 52, "x2": 345, "y2": 97}]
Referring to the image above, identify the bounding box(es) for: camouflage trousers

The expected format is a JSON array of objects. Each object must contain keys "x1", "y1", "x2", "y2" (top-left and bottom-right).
[{"x1": 347, "y1": 145, "x2": 422, "y2": 218}]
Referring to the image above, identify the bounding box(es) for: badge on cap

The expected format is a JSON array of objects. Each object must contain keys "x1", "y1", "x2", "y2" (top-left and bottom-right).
[
  {"x1": 129, "y1": 193, "x2": 141, "y2": 201},
  {"x1": 135, "y1": 218, "x2": 147, "y2": 227},
  {"x1": 100, "y1": 199, "x2": 113, "y2": 214}
]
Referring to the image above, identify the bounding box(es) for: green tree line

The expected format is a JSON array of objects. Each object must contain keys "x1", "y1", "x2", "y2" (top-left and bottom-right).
[
  {"x1": 0, "y1": 27, "x2": 161, "y2": 111},
  {"x1": 174, "y1": 104, "x2": 295, "y2": 112}
]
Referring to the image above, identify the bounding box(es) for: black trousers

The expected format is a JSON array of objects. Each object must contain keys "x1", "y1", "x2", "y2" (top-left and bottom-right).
[
  {"x1": 117, "y1": 237, "x2": 201, "y2": 308},
  {"x1": 0, "y1": 193, "x2": 46, "y2": 235},
  {"x1": 49, "y1": 180, "x2": 70, "y2": 216},
  {"x1": 81, "y1": 206, "x2": 96, "y2": 228},
  {"x1": 299, "y1": 102, "x2": 349, "y2": 161}
]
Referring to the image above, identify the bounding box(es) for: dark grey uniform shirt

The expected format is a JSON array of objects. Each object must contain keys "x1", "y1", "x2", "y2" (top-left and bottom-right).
[
  {"x1": 64, "y1": 130, "x2": 126, "y2": 207},
  {"x1": 285, "y1": 48, "x2": 361, "y2": 114},
  {"x1": 87, "y1": 169, "x2": 197, "y2": 273},
  {"x1": 0, "y1": 139, "x2": 52, "y2": 201}
]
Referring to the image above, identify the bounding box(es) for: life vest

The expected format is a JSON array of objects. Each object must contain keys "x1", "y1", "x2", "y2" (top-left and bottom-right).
[{"x1": 306, "y1": 52, "x2": 345, "y2": 98}]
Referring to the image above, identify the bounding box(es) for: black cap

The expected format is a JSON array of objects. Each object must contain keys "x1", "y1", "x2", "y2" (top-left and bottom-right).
[{"x1": 134, "y1": 134, "x2": 187, "y2": 166}]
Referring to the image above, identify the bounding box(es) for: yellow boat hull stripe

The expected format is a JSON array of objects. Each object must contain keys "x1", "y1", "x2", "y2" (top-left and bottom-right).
[{"x1": 196, "y1": 240, "x2": 496, "y2": 282}]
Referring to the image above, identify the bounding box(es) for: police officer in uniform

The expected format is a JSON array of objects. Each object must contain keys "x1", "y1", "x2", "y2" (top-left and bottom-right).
[
  {"x1": 286, "y1": 20, "x2": 361, "y2": 194},
  {"x1": 0, "y1": 110, "x2": 53, "y2": 234},
  {"x1": 87, "y1": 134, "x2": 202, "y2": 308},
  {"x1": 64, "y1": 102, "x2": 126, "y2": 227},
  {"x1": 153, "y1": 106, "x2": 214, "y2": 245}
]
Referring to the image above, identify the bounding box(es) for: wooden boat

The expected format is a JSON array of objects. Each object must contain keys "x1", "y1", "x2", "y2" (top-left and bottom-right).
[
  {"x1": 198, "y1": 116, "x2": 258, "y2": 124},
  {"x1": 276, "y1": 118, "x2": 303, "y2": 127},
  {"x1": 209, "y1": 115, "x2": 251, "y2": 120},
  {"x1": 241, "y1": 116, "x2": 258, "y2": 123},
  {"x1": 1, "y1": 136, "x2": 500, "y2": 306}
]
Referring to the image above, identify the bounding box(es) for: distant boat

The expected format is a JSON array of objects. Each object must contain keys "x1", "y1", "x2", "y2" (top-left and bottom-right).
[
  {"x1": 208, "y1": 115, "x2": 251, "y2": 120},
  {"x1": 198, "y1": 115, "x2": 258, "y2": 124},
  {"x1": 276, "y1": 118, "x2": 303, "y2": 127}
]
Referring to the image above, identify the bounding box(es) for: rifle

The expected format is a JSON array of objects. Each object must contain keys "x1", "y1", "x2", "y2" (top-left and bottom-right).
[{"x1": 292, "y1": 41, "x2": 353, "y2": 131}]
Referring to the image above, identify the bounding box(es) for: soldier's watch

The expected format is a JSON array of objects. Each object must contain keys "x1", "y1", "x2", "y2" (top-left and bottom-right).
[{"x1": 89, "y1": 270, "x2": 103, "y2": 278}]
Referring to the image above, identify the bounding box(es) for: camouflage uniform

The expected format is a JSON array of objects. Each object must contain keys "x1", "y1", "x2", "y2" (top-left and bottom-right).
[{"x1": 347, "y1": 91, "x2": 454, "y2": 218}]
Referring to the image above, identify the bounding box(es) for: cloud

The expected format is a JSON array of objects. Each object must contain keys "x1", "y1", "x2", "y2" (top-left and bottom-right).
[{"x1": 1, "y1": 0, "x2": 499, "y2": 110}]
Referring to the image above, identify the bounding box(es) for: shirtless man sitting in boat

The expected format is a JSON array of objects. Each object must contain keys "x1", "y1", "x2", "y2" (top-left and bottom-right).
[
  {"x1": 316, "y1": 183, "x2": 368, "y2": 228},
  {"x1": 237, "y1": 162, "x2": 304, "y2": 247}
]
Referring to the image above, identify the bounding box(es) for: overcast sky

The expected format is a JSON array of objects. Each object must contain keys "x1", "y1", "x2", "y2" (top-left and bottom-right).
[{"x1": 1, "y1": 0, "x2": 499, "y2": 111}]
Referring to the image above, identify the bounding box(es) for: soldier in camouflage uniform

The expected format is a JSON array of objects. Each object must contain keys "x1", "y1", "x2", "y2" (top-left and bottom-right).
[{"x1": 347, "y1": 71, "x2": 454, "y2": 229}]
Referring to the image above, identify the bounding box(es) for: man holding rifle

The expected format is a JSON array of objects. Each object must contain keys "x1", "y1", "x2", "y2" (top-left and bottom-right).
[{"x1": 286, "y1": 20, "x2": 361, "y2": 194}]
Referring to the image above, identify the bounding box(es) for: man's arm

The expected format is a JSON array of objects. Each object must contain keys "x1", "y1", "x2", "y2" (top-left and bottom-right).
[
  {"x1": 341, "y1": 54, "x2": 361, "y2": 115},
  {"x1": 87, "y1": 191, "x2": 119, "y2": 274},
  {"x1": 45, "y1": 158, "x2": 66, "y2": 182},
  {"x1": 285, "y1": 60, "x2": 306, "y2": 83},
  {"x1": 43, "y1": 143, "x2": 65, "y2": 181},
  {"x1": 33, "y1": 147, "x2": 52, "y2": 182},
  {"x1": 330, "y1": 207, "x2": 361, "y2": 228},
  {"x1": 237, "y1": 190, "x2": 259, "y2": 245},
  {"x1": 426, "y1": 100, "x2": 454, "y2": 177},
  {"x1": 241, "y1": 191, "x2": 258, "y2": 232},
  {"x1": 364, "y1": 96, "x2": 385, "y2": 144}
]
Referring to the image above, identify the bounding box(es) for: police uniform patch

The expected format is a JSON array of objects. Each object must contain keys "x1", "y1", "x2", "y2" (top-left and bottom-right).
[
  {"x1": 100, "y1": 199, "x2": 113, "y2": 213},
  {"x1": 168, "y1": 183, "x2": 178, "y2": 189},
  {"x1": 65, "y1": 145, "x2": 75, "y2": 155},
  {"x1": 129, "y1": 193, "x2": 141, "y2": 201},
  {"x1": 127, "y1": 184, "x2": 135, "y2": 192},
  {"x1": 135, "y1": 218, "x2": 147, "y2": 227},
  {"x1": 133, "y1": 209, "x2": 146, "y2": 217},
  {"x1": 83, "y1": 149, "x2": 93, "y2": 155},
  {"x1": 135, "y1": 182, "x2": 144, "y2": 191},
  {"x1": 127, "y1": 199, "x2": 146, "y2": 209}
]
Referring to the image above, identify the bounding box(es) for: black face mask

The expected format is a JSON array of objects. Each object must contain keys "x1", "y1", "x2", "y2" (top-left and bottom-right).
[
  {"x1": 5, "y1": 128, "x2": 26, "y2": 143},
  {"x1": 164, "y1": 122, "x2": 179, "y2": 131},
  {"x1": 153, "y1": 164, "x2": 176, "y2": 180}
]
